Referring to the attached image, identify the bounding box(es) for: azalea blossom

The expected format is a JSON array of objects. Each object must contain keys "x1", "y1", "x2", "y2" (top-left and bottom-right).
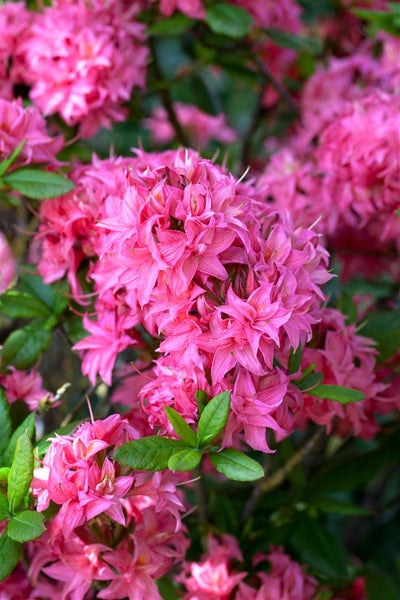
[{"x1": 18, "y1": 0, "x2": 148, "y2": 137}]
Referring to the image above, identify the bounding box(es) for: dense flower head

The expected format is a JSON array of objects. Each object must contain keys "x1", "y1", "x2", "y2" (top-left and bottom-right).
[
  {"x1": 299, "y1": 52, "x2": 378, "y2": 142},
  {"x1": 0, "y1": 97, "x2": 63, "y2": 167},
  {"x1": 145, "y1": 103, "x2": 238, "y2": 148},
  {"x1": 30, "y1": 425, "x2": 188, "y2": 600},
  {"x1": 58, "y1": 148, "x2": 331, "y2": 451},
  {"x1": 18, "y1": 0, "x2": 148, "y2": 137},
  {"x1": 258, "y1": 43, "x2": 400, "y2": 280},
  {"x1": 316, "y1": 91, "x2": 400, "y2": 228}
]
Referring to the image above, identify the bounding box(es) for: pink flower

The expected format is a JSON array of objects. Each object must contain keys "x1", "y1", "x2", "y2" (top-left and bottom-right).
[
  {"x1": 32, "y1": 415, "x2": 136, "y2": 538},
  {"x1": 0, "y1": 367, "x2": 53, "y2": 411},
  {"x1": 19, "y1": 0, "x2": 148, "y2": 137},
  {"x1": 155, "y1": 0, "x2": 205, "y2": 19},
  {"x1": 145, "y1": 103, "x2": 237, "y2": 147},
  {"x1": 236, "y1": 546, "x2": 317, "y2": 600},
  {"x1": 73, "y1": 309, "x2": 138, "y2": 385},
  {"x1": 0, "y1": 1, "x2": 31, "y2": 98},
  {"x1": 0, "y1": 232, "x2": 15, "y2": 293},
  {"x1": 0, "y1": 98, "x2": 63, "y2": 167},
  {"x1": 179, "y1": 534, "x2": 246, "y2": 599},
  {"x1": 292, "y1": 308, "x2": 388, "y2": 439},
  {"x1": 223, "y1": 368, "x2": 289, "y2": 452}
]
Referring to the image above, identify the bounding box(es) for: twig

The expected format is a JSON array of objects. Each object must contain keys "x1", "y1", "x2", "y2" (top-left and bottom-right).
[
  {"x1": 241, "y1": 428, "x2": 325, "y2": 525},
  {"x1": 240, "y1": 92, "x2": 265, "y2": 169},
  {"x1": 253, "y1": 55, "x2": 300, "y2": 118},
  {"x1": 149, "y1": 37, "x2": 191, "y2": 147}
]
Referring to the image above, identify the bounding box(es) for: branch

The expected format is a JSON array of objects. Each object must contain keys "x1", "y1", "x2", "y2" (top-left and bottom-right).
[
  {"x1": 241, "y1": 428, "x2": 325, "y2": 525},
  {"x1": 149, "y1": 38, "x2": 191, "y2": 147},
  {"x1": 253, "y1": 55, "x2": 300, "y2": 118}
]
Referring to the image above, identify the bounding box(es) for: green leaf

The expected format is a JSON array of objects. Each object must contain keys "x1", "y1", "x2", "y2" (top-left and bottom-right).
[
  {"x1": 197, "y1": 391, "x2": 231, "y2": 447},
  {"x1": 365, "y1": 566, "x2": 400, "y2": 600},
  {"x1": 0, "y1": 290, "x2": 52, "y2": 319},
  {"x1": 148, "y1": 13, "x2": 194, "y2": 36},
  {"x1": 0, "y1": 140, "x2": 26, "y2": 177},
  {"x1": 19, "y1": 269, "x2": 69, "y2": 316},
  {"x1": 195, "y1": 390, "x2": 208, "y2": 416},
  {"x1": 0, "y1": 468, "x2": 10, "y2": 483},
  {"x1": 7, "y1": 510, "x2": 45, "y2": 542},
  {"x1": 0, "y1": 494, "x2": 11, "y2": 520},
  {"x1": 3, "y1": 168, "x2": 74, "y2": 199},
  {"x1": 0, "y1": 532, "x2": 20, "y2": 581},
  {"x1": 295, "y1": 371, "x2": 323, "y2": 392},
  {"x1": 361, "y1": 309, "x2": 400, "y2": 361},
  {"x1": 7, "y1": 430, "x2": 33, "y2": 514},
  {"x1": 264, "y1": 28, "x2": 322, "y2": 53},
  {"x1": 309, "y1": 431, "x2": 400, "y2": 494},
  {"x1": 205, "y1": 4, "x2": 253, "y2": 39},
  {"x1": 312, "y1": 496, "x2": 373, "y2": 516},
  {"x1": 114, "y1": 436, "x2": 188, "y2": 471},
  {"x1": 164, "y1": 407, "x2": 197, "y2": 447},
  {"x1": 168, "y1": 448, "x2": 202, "y2": 472},
  {"x1": 0, "y1": 389, "x2": 11, "y2": 459},
  {"x1": 307, "y1": 384, "x2": 365, "y2": 404},
  {"x1": 1, "y1": 319, "x2": 53, "y2": 370},
  {"x1": 156, "y1": 576, "x2": 180, "y2": 599},
  {"x1": 288, "y1": 345, "x2": 302, "y2": 374},
  {"x1": 4, "y1": 412, "x2": 36, "y2": 467},
  {"x1": 291, "y1": 517, "x2": 348, "y2": 578},
  {"x1": 210, "y1": 449, "x2": 264, "y2": 481}
]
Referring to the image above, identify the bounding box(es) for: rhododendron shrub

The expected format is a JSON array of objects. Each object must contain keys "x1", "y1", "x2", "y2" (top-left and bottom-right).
[{"x1": 0, "y1": 0, "x2": 399, "y2": 598}]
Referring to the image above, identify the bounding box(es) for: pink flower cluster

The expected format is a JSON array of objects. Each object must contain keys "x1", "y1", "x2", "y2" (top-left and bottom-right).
[
  {"x1": 30, "y1": 414, "x2": 188, "y2": 599},
  {"x1": 286, "y1": 308, "x2": 394, "y2": 439},
  {"x1": 258, "y1": 42, "x2": 400, "y2": 280},
  {"x1": 36, "y1": 148, "x2": 331, "y2": 452},
  {"x1": 178, "y1": 534, "x2": 318, "y2": 600},
  {"x1": 6, "y1": 0, "x2": 148, "y2": 138},
  {"x1": 145, "y1": 103, "x2": 237, "y2": 148}
]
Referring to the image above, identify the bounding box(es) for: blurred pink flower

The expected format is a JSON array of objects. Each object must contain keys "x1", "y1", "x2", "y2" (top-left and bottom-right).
[
  {"x1": 145, "y1": 103, "x2": 237, "y2": 148},
  {"x1": 19, "y1": 0, "x2": 148, "y2": 137},
  {"x1": 0, "y1": 232, "x2": 15, "y2": 293},
  {"x1": 0, "y1": 367, "x2": 53, "y2": 411},
  {"x1": 0, "y1": 98, "x2": 63, "y2": 167}
]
